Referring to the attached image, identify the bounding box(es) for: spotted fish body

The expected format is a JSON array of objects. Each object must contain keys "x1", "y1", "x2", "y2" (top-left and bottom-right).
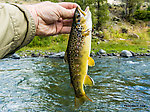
[{"x1": 65, "y1": 6, "x2": 95, "y2": 107}]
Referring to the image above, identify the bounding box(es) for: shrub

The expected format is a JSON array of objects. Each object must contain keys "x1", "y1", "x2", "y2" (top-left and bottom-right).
[{"x1": 134, "y1": 9, "x2": 150, "y2": 21}]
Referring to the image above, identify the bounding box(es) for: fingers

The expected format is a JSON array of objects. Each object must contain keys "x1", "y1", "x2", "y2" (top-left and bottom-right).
[
  {"x1": 57, "y1": 19, "x2": 72, "y2": 34},
  {"x1": 58, "y1": 2, "x2": 79, "y2": 9},
  {"x1": 59, "y1": 7, "x2": 76, "y2": 19},
  {"x1": 63, "y1": 19, "x2": 73, "y2": 26},
  {"x1": 60, "y1": 27, "x2": 71, "y2": 34},
  {"x1": 58, "y1": 2, "x2": 80, "y2": 19}
]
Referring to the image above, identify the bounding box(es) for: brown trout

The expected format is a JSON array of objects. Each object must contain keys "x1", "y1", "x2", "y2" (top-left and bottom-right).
[{"x1": 64, "y1": 6, "x2": 95, "y2": 107}]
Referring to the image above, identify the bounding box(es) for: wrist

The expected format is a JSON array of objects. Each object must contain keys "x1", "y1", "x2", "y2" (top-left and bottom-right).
[{"x1": 24, "y1": 5, "x2": 38, "y2": 29}]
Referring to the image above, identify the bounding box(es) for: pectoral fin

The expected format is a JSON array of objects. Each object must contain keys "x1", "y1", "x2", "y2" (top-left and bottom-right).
[
  {"x1": 88, "y1": 56, "x2": 95, "y2": 66},
  {"x1": 84, "y1": 75, "x2": 94, "y2": 86}
]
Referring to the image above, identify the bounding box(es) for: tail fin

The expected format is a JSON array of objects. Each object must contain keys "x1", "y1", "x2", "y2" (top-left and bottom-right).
[{"x1": 75, "y1": 94, "x2": 93, "y2": 108}]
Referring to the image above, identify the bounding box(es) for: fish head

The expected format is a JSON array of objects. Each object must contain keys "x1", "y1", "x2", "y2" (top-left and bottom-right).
[{"x1": 74, "y1": 6, "x2": 92, "y2": 31}]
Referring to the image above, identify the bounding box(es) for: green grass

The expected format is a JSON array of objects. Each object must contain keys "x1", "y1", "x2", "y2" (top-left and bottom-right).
[
  {"x1": 23, "y1": 34, "x2": 68, "y2": 52},
  {"x1": 91, "y1": 40, "x2": 149, "y2": 53},
  {"x1": 92, "y1": 21, "x2": 150, "y2": 53}
]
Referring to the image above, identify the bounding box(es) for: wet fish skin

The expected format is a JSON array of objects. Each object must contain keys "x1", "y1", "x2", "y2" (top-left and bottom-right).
[{"x1": 64, "y1": 6, "x2": 95, "y2": 108}]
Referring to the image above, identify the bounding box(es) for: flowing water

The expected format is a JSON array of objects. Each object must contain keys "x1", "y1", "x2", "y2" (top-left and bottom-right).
[{"x1": 0, "y1": 57, "x2": 149, "y2": 112}]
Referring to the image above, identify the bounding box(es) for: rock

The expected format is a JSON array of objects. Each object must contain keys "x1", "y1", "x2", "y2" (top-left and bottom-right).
[
  {"x1": 10, "y1": 54, "x2": 21, "y2": 59},
  {"x1": 128, "y1": 33, "x2": 140, "y2": 39},
  {"x1": 133, "y1": 53, "x2": 138, "y2": 56},
  {"x1": 136, "y1": 53, "x2": 140, "y2": 56},
  {"x1": 90, "y1": 51, "x2": 96, "y2": 57},
  {"x1": 130, "y1": 51, "x2": 136, "y2": 57},
  {"x1": 119, "y1": 38, "x2": 126, "y2": 40},
  {"x1": 140, "y1": 53, "x2": 145, "y2": 56},
  {"x1": 49, "y1": 52, "x2": 65, "y2": 58},
  {"x1": 112, "y1": 16, "x2": 121, "y2": 22},
  {"x1": 97, "y1": 52, "x2": 101, "y2": 56},
  {"x1": 98, "y1": 49, "x2": 106, "y2": 54},
  {"x1": 107, "y1": 53, "x2": 113, "y2": 56},
  {"x1": 95, "y1": 32, "x2": 100, "y2": 36},
  {"x1": 31, "y1": 53, "x2": 39, "y2": 57},
  {"x1": 26, "y1": 50, "x2": 31, "y2": 52},
  {"x1": 120, "y1": 50, "x2": 133, "y2": 57},
  {"x1": 97, "y1": 41, "x2": 100, "y2": 45},
  {"x1": 44, "y1": 55, "x2": 49, "y2": 58},
  {"x1": 139, "y1": 48, "x2": 146, "y2": 50},
  {"x1": 146, "y1": 53, "x2": 150, "y2": 56},
  {"x1": 93, "y1": 31, "x2": 104, "y2": 39},
  {"x1": 102, "y1": 54, "x2": 108, "y2": 56},
  {"x1": 92, "y1": 36, "x2": 99, "y2": 39},
  {"x1": 112, "y1": 53, "x2": 117, "y2": 56}
]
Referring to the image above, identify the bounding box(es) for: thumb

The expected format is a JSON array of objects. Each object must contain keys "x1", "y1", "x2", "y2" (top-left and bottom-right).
[{"x1": 60, "y1": 7, "x2": 76, "y2": 19}]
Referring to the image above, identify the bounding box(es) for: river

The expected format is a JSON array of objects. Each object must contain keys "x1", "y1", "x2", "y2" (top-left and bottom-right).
[{"x1": 0, "y1": 57, "x2": 150, "y2": 111}]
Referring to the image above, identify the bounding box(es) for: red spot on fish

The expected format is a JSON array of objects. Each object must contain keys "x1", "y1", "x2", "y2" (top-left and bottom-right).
[
  {"x1": 75, "y1": 57, "x2": 78, "y2": 59},
  {"x1": 77, "y1": 42, "x2": 80, "y2": 45}
]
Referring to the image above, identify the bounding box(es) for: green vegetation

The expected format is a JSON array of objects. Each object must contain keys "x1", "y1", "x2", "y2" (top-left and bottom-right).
[
  {"x1": 134, "y1": 10, "x2": 150, "y2": 21},
  {"x1": 25, "y1": 34, "x2": 68, "y2": 53},
  {"x1": 16, "y1": 0, "x2": 150, "y2": 54},
  {"x1": 18, "y1": 21, "x2": 150, "y2": 54},
  {"x1": 91, "y1": 32, "x2": 150, "y2": 53}
]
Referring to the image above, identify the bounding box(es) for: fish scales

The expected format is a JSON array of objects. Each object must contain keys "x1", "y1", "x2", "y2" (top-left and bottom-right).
[{"x1": 65, "y1": 6, "x2": 95, "y2": 108}]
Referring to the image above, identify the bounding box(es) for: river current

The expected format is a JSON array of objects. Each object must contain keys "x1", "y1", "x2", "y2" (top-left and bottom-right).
[{"x1": 0, "y1": 57, "x2": 150, "y2": 111}]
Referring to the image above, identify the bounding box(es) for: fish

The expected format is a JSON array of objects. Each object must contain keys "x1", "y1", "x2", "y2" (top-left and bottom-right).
[{"x1": 64, "y1": 6, "x2": 95, "y2": 108}]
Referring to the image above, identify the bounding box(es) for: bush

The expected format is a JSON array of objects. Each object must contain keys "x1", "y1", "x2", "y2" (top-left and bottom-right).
[
  {"x1": 134, "y1": 9, "x2": 150, "y2": 21},
  {"x1": 147, "y1": 5, "x2": 150, "y2": 11}
]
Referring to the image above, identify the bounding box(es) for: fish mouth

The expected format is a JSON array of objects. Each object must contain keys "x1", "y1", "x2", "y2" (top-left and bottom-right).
[
  {"x1": 77, "y1": 6, "x2": 90, "y2": 16},
  {"x1": 77, "y1": 7, "x2": 86, "y2": 16},
  {"x1": 75, "y1": 6, "x2": 92, "y2": 30}
]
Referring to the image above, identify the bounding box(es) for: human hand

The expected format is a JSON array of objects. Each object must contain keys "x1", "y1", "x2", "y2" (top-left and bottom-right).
[{"x1": 24, "y1": 2, "x2": 78, "y2": 36}]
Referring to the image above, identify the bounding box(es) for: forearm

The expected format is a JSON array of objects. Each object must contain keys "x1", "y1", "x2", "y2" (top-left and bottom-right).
[{"x1": 0, "y1": 3, "x2": 36, "y2": 59}]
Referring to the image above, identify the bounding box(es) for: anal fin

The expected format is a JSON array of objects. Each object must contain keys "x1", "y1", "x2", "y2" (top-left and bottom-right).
[{"x1": 84, "y1": 74, "x2": 94, "y2": 86}]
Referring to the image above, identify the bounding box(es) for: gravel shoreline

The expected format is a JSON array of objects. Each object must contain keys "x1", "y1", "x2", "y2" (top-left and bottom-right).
[{"x1": 9, "y1": 49, "x2": 150, "y2": 59}]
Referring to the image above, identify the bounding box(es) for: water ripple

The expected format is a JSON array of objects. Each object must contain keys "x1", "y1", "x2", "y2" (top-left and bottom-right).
[{"x1": 0, "y1": 57, "x2": 150, "y2": 111}]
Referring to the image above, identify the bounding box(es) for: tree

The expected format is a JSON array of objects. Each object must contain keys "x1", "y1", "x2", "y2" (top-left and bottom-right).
[
  {"x1": 95, "y1": 0, "x2": 109, "y2": 30},
  {"x1": 45, "y1": 0, "x2": 109, "y2": 30},
  {"x1": 123, "y1": 0, "x2": 144, "y2": 20}
]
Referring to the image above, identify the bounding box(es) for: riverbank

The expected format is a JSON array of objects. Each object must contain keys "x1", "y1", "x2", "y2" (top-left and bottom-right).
[
  {"x1": 14, "y1": 49, "x2": 150, "y2": 59},
  {"x1": 15, "y1": 21, "x2": 150, "y2": 59}
]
